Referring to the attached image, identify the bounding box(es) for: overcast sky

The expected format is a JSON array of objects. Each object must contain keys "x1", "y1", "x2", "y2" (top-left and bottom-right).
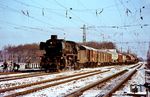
[{"x1": 0, "y1": 0, "x2": 150, "y2": 59}]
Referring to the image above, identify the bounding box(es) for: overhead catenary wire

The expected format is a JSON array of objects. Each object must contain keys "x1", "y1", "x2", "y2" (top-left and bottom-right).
[
  {"x1": 0, "y1": 20, "x2": 53, "y2": 34},
  {"x1": 12, "y1": 0, "x2": 147, "y2": 30},
  {"x1": 0, "y1": 0, "x2": 85, "y2": 41},
  {"x1": 12, "y1": 0, "x2": 75, "y2": 29},
  {"x1": 0, "y1": 1, "x2": 148, "y2": 34},
  {"x1": 53, "y1": 0, "x2": 90, "y2": 25},
  {"x1": 0, "y1": 2, "x2": 67, "y2": 32},
  {"x1": 0, "y1": 0, "x2": 149, "y2": 58},
  {"x1": 76, "y1": 0, "x2": 107, "y2": 42}
]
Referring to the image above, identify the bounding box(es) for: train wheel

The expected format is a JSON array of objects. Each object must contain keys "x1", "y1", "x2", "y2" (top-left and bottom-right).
[
  {"x1": 73, "y1": 62, "x2": 79, "y2": 70},
  {"x1": 45, "y1": 69, "x2": 49, "y2": 73}
]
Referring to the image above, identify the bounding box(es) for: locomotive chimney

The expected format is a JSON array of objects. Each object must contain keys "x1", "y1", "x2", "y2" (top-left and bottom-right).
[{"x1": 51, "y1": 35, "x2": 57, "y2": 40}]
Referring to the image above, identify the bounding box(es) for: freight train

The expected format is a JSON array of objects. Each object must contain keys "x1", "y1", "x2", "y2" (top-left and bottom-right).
[{"x1": 40, "y1": 35, "x2": 138, "y2": 72}]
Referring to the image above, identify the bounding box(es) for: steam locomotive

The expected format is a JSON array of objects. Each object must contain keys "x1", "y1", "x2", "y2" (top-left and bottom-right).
[
  {"x1": 40, "y1": 35, "x2": 79, "y2": 72},
  {"x1": 40, "y1": 35, "x2": 138, "y2": 72}
]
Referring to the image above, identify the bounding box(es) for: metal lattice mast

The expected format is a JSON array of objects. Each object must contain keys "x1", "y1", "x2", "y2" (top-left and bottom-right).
[{"x1": 81, "y1": 24, "x2": 86, "y2": 43}]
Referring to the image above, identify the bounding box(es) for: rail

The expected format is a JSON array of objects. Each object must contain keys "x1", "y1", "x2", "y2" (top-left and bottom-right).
[
  {"x1": 1, "y1": 70, "x2": 109, "y2": 97},
  {"x1": 65, "y1": 64, "x2": 142, "y2": 97}
]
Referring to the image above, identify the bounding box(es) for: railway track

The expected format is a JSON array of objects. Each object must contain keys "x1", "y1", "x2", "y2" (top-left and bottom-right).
[
  {"x1": 65, "y1": 64, "x2": 142, "y2": 97},
  {"x1": 0, "y1": 64, "x2": 140, "y2": 97},
  {"x1": 0, "y1": 72, "x2": 51, "y2": 82},
  {"x1": 96, "y1": 66, "x2": 141, "y2": 97},
  {"x1": 0, "y1": 70, "x2": 109, "y2": 97},
  {"x1": 0, "y1": 72, "x2": 22, "y2": 75}
]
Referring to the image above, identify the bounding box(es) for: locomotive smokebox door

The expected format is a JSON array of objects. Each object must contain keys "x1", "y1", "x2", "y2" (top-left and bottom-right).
[{"x1": 51, "y1": 35, "x2": 57, "y2": 40}]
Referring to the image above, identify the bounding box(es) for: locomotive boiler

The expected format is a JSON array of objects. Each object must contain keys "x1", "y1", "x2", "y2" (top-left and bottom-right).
[{"x1": 40, "y1": 35, "x2": 79, "y2": 72}]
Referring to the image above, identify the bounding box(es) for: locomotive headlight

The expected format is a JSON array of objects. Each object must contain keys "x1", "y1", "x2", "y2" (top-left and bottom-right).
[{"x1": 50, "y1": 42, "x2": 52, "y2": 44}]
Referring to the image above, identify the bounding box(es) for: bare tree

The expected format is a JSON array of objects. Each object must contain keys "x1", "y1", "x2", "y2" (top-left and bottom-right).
[{"x1": 79, "y1": 41, "x2": 116, "y2": 49}]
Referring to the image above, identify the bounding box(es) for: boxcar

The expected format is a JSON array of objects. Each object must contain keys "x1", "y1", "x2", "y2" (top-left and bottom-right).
[{"x1": 78, "y1": 45, "x2": 98, "y2": 68}]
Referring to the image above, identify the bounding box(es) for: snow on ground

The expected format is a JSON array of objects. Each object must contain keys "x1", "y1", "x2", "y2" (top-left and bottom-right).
[
  {"x1": 112, "y1": 62, "x2": 146, "y2": 97},
  {"x1": 0, "y1": 65, "x2": 129, "y2": 90},
  {"x1": 23, "y1": 69, "x2": 121, "y2": 97},
  {"x1": 80, "y1": 68, "x2": 137, "y2": 97},
  {"x1": 22, "y1": 65, "x2": 134, "y2": 97},
  {"x1": 0, "y1": 66, "x2": 110, "y2": 89},
  {"x1": 79, "y1": 63, "x2": 146, "y2": 97},
  {"x1": 0, "y1": 64, "x2": 140, "y2": 97}
]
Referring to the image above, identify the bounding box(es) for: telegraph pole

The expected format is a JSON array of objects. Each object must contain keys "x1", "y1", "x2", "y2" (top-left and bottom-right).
[
  {"x1": 63, "y1": 32, "x2": 66, "y2": 40},
  {"x1": 81, "y1": 24, "x2": 86, "y2": 43}
]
